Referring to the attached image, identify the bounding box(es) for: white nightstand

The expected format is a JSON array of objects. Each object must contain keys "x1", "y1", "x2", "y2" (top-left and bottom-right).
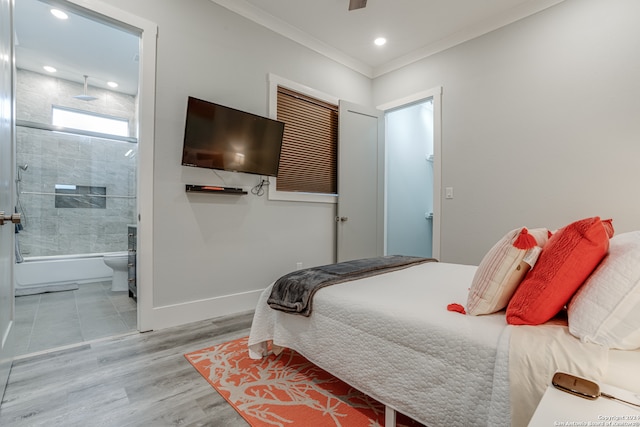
[{"x1": 529, "y1": 382, "x2": 640, "y2": 426}]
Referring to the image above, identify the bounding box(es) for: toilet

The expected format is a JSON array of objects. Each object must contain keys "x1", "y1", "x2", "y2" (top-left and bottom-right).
[{"x1": 103, "y1": 252, "x2": 129, "y2": 292}]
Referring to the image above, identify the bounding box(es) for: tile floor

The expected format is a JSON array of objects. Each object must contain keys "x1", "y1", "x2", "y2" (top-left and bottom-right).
[{"x1": 12, "y1": 281, "x2": 137, "y2": 356}]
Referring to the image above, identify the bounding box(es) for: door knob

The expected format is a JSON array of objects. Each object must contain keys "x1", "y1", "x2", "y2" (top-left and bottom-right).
[
  {"x1": 335, "y1": 216, "x2": 349, "y2": 222},
  {"x1": 0, "y1": 212, "x2": 21, "y2": 226}
]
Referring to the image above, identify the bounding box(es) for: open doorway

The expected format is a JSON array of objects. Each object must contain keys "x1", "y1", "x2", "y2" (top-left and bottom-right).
[
  {"x1": 379, "y1": 86, "x2": 442, "y2": 260},
  {"x1": 12, "y1": 0, "x2": 141, "y2": 355},
  {"x1": 385, "y1": 99, "x2": 434, "y2": 258}
]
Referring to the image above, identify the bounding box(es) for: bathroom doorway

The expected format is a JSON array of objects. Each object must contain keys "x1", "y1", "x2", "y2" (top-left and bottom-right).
[
  {"x1": 12, "y1": 0, "x2": 141, "y2": 355},
  {"x1": 380, "y1": 86, "x2": 442, "y2": 260},
  {"x1": 385, "y1": 99, "x2": 435, "y2": 257}
]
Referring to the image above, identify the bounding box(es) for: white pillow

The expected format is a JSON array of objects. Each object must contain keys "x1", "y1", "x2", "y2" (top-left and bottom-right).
[
  {"x1": 467, "y1": 227, "x2": 550, "y2": 315},
  {"x1": 568, "y1": 231, "x2": 640, "y2": 350}
]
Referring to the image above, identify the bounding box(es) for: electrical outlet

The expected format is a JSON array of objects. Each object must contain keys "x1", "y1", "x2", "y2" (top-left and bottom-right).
[{"x1": 296, "y1": 262, "x2": 303, "y2": 270}]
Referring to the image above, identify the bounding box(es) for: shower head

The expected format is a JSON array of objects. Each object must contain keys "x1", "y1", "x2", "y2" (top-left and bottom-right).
[
  {"x1": 17, "y1": 163, "x2": 28, "y2": 182},
  {"x1": 74, "y1": 75, "x2": 98, "y2": 101}
]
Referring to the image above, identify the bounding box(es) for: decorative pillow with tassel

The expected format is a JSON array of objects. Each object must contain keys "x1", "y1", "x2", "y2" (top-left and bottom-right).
[
  {"x1": 506, "y1": 217, "x2": 614, "y2": 326},
  {"x1": 467, "y1": 227, "x2": 551, "y2": 315}
]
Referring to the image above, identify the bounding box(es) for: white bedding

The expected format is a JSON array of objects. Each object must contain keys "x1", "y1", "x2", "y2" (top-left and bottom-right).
[
  {"x1": 248, "y1": 262, "x2": 512, "y2": 426},
  {"x1": 509, "y1": 320, "x2": 640, "y2": 427},
  {"x1": 248, "y1": 261, "x2": 640, "y2": 426}
]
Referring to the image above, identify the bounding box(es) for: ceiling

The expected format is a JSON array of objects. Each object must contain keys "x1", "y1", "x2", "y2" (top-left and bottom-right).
[
  {"x1": 14, "y1": 0, "x2": 140, "y2": 95},
  {"x1": 14, "y1": 0, "x2": 564, "y2": 96},
  {"x1": 212, "y1": 0, "x2": 565, "y2": 77}
]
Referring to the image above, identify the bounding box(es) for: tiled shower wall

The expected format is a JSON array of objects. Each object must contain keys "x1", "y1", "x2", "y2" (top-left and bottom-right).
[{"x1": 16, "y1": 69, "x2": 137, "y2": 257}]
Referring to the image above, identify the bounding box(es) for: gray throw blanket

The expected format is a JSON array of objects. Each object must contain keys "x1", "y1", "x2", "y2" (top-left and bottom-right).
[{"x1": 268, "y1": 255, "x2": 437, "y2": 316}]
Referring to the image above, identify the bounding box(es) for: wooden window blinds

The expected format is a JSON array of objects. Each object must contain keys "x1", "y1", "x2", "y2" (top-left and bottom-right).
[{"x1": 276, "y1": 86, "x2": 338, "y2": 194}]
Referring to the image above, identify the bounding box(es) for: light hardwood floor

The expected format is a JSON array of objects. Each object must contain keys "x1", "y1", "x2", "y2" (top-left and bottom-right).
[{"x1": 0, "y1": 311, "x2": 254, "y2": 426}]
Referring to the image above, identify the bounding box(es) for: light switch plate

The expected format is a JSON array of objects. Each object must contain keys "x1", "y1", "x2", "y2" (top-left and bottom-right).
[{"x1": 445, "y1": 187, "x2": 454, "y2": 199}]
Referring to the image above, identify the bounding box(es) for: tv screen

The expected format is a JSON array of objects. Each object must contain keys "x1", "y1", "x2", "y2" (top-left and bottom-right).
[{"x1": 181, "y1": 96, "x2": 285, "y2": 177}]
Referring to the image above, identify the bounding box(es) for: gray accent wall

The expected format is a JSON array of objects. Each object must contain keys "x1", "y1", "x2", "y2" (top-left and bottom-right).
[{"x1": 16, "y1": 69, "x2": 137, "y2": 257}]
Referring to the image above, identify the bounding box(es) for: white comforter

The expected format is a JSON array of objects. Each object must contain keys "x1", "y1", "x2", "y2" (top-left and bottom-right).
[
  {"x1": 248, "y1": 261, "x2": 640, "y2": 426},
  {"x1": 248, "y1": 262, "x2": 512, "y2": 426}
]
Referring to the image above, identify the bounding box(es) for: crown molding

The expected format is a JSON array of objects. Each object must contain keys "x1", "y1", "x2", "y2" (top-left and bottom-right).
[
  {"x1": 209, "y1": 0, "x2": 373, "y2": 77},
  {"x1": 372, "y1": 0, "x2": 565, "y2": 78},
  {"x1": 210, "y1": 0, "x2": 565, "y2": 80}
]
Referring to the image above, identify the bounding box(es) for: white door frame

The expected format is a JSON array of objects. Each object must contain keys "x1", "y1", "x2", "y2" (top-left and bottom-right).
[
  {"x1": 377, "y1": 86, "x2": 443, "y2": 260},
  {"x1": 0, "y1": 0, "x2": 17, "y2": 400},
  {"x1": 65, "y1": 0, "x2": 157, "y2": 331}
]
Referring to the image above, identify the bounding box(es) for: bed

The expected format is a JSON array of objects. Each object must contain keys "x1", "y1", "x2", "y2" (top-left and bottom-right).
[{"x1": 248, "y1": 221, "x2": 640, "y2": 426}]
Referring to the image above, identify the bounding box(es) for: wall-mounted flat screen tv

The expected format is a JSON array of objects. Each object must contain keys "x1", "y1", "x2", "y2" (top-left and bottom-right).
[{"x1": 181, "y1": 96, "x2": 285, "y2": 177}]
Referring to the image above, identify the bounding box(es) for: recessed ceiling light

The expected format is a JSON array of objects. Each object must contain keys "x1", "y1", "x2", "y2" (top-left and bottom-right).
[
  {"x1": 107, "y1": 81, "x2": 119, "y2": 88},
  {"x1": 50, "y1": 9, "x2": 68, "y2": 20},
  {"x1": 374, "y1": 37, "x2": 387, "y2": 46},
  {"x1": 43, "y1": 65, "x2": 57, "y2": 73}
]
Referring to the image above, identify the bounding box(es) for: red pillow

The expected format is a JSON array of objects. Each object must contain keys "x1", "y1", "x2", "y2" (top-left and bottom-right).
[{"x1": 506, "y1": 217, "x2": 613, "y2": 325}]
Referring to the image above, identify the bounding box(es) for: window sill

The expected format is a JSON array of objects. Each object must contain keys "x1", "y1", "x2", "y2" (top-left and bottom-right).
[{"x1": 267, "y1": 178, "x2": 337, "y2": 204}]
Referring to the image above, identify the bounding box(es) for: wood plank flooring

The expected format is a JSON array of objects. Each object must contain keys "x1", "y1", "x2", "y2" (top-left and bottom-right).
[{"x1": 0, "y1": 311, "x2": 254, "y2": 426}]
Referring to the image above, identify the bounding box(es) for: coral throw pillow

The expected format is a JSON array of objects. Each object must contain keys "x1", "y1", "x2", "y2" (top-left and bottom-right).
[
  {"x1": 568, "y1": 231, "x2": 640, "y2": 349},
  {"x1": 506, "y1": 217, "x2": 613, "y2": 325},
  {"x1": 467, "y1": 227, "x2": 550, "y2": 315}
]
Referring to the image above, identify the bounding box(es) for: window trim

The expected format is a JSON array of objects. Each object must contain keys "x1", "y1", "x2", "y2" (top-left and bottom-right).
[
  {"x1": 267, "y1": 73, "x2": 338, "y2": 204},
  {"x1": 16, "y1": 119, "x2": 138, "y2": 144}
]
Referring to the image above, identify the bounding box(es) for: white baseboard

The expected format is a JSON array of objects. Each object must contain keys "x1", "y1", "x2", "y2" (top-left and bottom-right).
[{"x1": 148, "y1": 288, "x2": 263, "y2": 331}]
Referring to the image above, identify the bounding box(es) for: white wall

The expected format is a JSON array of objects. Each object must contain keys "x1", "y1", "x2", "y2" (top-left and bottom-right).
[
  {"x1": 373, "y1": 0, "x2": 640, "y2": 265},
  {"x1": 99, "y1": 0, "x2": 372, "y2": 327}
]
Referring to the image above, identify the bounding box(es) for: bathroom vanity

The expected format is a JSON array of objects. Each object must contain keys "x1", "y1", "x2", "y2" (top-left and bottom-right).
[{"x1": 128, "y1": 225, "x2": 137, "y2": 301}]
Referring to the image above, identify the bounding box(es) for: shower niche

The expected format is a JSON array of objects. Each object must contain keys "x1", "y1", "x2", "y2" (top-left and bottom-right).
[{"x1": 54, "y1": 184, "x2": 107, "y2": 209}]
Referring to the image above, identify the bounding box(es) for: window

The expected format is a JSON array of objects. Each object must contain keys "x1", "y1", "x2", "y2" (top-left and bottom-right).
[
  {"x1": 52, "y1": 106, "x2": 129, "y2": 137},
  {"x1": 276, "y1": 86, "x2": 338, "y2": 195},
  {"x1": 266, "y1": 75, "x2": 339, "y2": 203}
]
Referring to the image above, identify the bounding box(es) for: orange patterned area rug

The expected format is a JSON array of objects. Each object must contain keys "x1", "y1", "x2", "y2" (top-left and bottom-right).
[{"x1": 185, "y1": 336, "x2": 423, "y2": 427}]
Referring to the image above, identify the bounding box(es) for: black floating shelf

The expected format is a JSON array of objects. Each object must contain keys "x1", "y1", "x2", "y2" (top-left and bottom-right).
[{"x1": 185, "y1": 184, "x2": 247, "y2": 195}]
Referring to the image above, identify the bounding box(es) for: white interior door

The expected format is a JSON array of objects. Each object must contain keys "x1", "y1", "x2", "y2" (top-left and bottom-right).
[
  {"x1": 336, "y1": 101, "x2": 384, "y2": 262},
  {"x1": 0, "y1": 0, "x2": 16, "y2": 400}
]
